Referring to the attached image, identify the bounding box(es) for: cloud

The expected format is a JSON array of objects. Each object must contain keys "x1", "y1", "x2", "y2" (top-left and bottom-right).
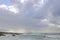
[
  {"x1": 8, "y1": 5, "x2": 19, "y2": 14},
  {"x1": 33, "y1": 0, "x2": 48, "y2": 11},
  {"x1": 0, "y1": 4, "x2": 19, "y2": 14},
  {"x1": 0, "y1": 0, "x2": 60, "y2": 33},
  {"x1": 0, "y1": 4, "x2": 8, "y2": 9},
  {"x1": 19, "y1": 0, "x2": 28, "y2": 4}
]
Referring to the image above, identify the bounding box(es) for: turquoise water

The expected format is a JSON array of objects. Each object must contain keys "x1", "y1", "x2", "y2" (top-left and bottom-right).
[{"x1": 0, "y1": 34, "x2": 60, "y2": 40}]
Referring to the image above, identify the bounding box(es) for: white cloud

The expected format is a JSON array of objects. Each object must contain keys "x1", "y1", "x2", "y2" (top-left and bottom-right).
[
  {"x1": 19, "y1": 0, "x2": 28, "y2": 4},
  {"x1": 33, "y1": 0, "x2": 48, "y2": 10},
  {"x1": 41, "y1": 18, "x2": 49, "y2": 25},
  {"x1": 0, "y1": 4, "x2": 8, "y2": 9},
  {"x1": 57, "y1": 25, "x2": 60, "y2": 27},
  {"x1": 20, "y1": 0, "x2": 25, "y2": 3},
  {"x1": 41, "y1": 18, "x2": 55, "y2": 27},
  {"x1": 8, "y1": 6, "x2": 19, "y2": 14},
  {"x1": 0, "y1": 4, "x2": 19, "y2": 14},
  {"x1": 48, "y1": 23, "x2": 55, "y2": 27},
  {"x1": 41, "y1": 19, "x2": 48, "y2": 22}
]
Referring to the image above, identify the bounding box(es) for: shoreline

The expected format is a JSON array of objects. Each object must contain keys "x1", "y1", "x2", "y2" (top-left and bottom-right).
[{"x1": 0, "y1": 32, "x2": 23, "y2": 36}]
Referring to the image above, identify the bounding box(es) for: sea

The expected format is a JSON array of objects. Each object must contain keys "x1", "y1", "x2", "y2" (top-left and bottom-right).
[{"x1": 0, "y1": 33, "x2": 60, "y2": 40}]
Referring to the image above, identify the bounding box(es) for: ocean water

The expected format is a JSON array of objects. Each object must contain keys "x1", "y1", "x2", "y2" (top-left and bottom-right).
[{"x1": 0, "y1": 33, "x2": 60, "y2": 40}]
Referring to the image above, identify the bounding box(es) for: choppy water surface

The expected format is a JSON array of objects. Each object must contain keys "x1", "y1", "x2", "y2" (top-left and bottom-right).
[{"x1": 0, "y1": 33, "x2": 60, "y2": 40}]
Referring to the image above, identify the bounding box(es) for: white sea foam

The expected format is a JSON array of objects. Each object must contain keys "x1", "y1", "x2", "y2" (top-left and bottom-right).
[{"x1": 0, "y1": 33, "x2": 60, "y2": 40}]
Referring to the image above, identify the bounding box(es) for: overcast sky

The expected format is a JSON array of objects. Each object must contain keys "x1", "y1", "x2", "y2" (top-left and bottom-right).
[{"x1": 0, "y1": 0, "x2": 60, "y2": 33}]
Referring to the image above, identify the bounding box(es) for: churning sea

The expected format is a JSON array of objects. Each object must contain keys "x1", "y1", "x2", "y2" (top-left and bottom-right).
[{"x1": 0, "y1": 33, "x2": 60, "y2": 40}]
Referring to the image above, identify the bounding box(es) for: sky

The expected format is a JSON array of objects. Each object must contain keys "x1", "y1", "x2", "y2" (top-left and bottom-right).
[{"x1": 0, "y1": 0, "x2": 60, "y2": 33}]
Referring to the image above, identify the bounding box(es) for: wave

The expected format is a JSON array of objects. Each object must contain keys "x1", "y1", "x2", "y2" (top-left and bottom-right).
[{"x1": 0, "y1": 33, "x2": 60, "y2": 40}]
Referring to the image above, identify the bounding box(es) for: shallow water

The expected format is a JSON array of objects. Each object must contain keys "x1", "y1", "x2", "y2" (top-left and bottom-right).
[{"x1": 0, "y1": 33, "x2": 60, "y2": 40}]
